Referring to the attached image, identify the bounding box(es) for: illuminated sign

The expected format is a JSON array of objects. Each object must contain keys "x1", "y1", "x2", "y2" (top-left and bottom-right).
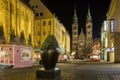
[
  {"x1": 104, "y1": 21, "x2": 107, "y2": 31},
  {"x1": 111, "y1": 47, "x2": 114, "y2": 51},
  {"x1": 110, "y1": 19, "x2": 114, "y2": 32},
  {"x1": 21, "y1": 50, "x2": 31, "y2": 60}
]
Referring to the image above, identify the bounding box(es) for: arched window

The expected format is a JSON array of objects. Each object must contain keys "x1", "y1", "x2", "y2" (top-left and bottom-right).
[
  {"x1": 20, "y1": 31, "x2": 25, "y2": 44},
  {"x1": 10, "y1": 30, "x2": 16, "y2": 42},
  {"x1": 0, "y1": 25, "x2": 5, "y2": 40},
  {"x1": 28, "y1": 34, "x2": 31, "y2": 45}
]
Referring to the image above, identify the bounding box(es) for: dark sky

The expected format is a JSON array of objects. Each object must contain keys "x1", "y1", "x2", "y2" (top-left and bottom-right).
[{"x1": 41, "y1": 0, "x2": 111, "y2": 40}]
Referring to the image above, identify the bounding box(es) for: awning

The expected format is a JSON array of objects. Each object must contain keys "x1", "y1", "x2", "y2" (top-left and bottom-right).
[{"x1": 34, "y1": 48, "x2": 41, "y2": 52}]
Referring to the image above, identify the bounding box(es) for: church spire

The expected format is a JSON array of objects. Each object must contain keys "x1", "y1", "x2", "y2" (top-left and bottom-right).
[
  {"x1": 73, "y1": 3, "x2": 78, "y2": 20},
  {"x1": 80, "y1": 27, "x2": 85, "y2": 35},
  {"x1": 86, "y1": 4, "x2": 92, "y2": 23},
  {"x1": 87, "y1": 4, "x2": 91, "y2": 18}
]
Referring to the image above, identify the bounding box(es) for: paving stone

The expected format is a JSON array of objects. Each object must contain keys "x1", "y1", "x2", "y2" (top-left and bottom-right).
[{"x1": 0, "y1": 62, "x2": 120, "y2": 80}]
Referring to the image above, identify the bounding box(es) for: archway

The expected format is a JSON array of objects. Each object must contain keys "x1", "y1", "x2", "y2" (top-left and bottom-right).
[
  {"x1": 28, "y1": 34, "x2": 31, "y2": 45},
  {"x1": 20, "y1": 31, "x2": 25, "y2": 44}
]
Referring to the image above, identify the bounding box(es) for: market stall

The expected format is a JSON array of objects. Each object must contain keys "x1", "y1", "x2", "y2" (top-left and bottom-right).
[{"x1": 0, "y1": 45, "x2": 33, "y2": 68}]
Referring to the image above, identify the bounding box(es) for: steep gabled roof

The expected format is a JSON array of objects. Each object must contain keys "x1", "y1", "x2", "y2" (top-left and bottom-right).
[
  {"x1": 79, "y1": 28, "x2": 85, "y2": 38},
  {"x1": 29, "y1": 0, "x2": 54, "y2": 19},
  {"x1": 20, "y1": 0, "x2": 33, "y2": 10}
]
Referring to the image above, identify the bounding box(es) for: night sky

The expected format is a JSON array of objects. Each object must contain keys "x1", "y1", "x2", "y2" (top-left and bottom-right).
[{"x1": 41, "y1": 0, "x2": 111, "y2": 40}]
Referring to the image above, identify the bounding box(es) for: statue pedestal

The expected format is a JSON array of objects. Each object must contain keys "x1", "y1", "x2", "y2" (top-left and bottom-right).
[{"x1": 36, "y1": 68, "x2": 61, "y2": 80}]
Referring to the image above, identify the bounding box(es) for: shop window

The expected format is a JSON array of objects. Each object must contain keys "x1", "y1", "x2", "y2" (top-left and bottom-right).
[{"x1": 20, "y1": 32, "x2": 25, "y2": 44}]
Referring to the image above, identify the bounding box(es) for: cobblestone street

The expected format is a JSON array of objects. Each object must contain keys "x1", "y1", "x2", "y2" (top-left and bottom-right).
[
  {"x1": 1, "y1": 62, "x2": 120, "y2": 80},
  {"x1": 58, "y1": 62, "x2": 120, "y2": 80}
]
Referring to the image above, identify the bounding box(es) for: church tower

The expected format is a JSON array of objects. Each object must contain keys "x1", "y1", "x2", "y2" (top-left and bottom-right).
[
  {"x1": 72, "y1": 4, "x2": 93, "y2": 59},
  {"x1": 86, "y1": 6, "x2": 93, "y2": 49},
  {"x1": 72, "y1": 5, "x2": 78, "y2": 57}
]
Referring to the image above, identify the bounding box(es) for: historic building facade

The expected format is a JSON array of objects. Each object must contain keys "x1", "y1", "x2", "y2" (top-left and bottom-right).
[
  {"x1": 72, "y1": 6, "x2": 93, "y2": 58},
  {"x1": 71, "y1": 7, "x2": 78, "y2": 58},
  {"x1": 0, "y1": 0, "x2": 70, "y2": 65},
  {"x1": 0, "y1": 0, "x2": 34, "y2": 46},
  {"x1": 0, "y1": 0, "x2": 70, "y2": 61},
  {"x1": 29, "y1": 0, "x2": 70, "y2": 59},
  {"x1": 101, "y1": 0, "x2": 120, "y2": 63},
  {"x1": 78, "y1": 29, "x2": 86, "y2": 58},
  {"x1": 86, "y1": 9, "x2": 93, "y2": 49}
]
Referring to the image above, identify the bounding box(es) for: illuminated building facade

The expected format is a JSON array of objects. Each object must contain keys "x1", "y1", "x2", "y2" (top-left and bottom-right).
[
  {"x1": 72, "y1": 6, "x2": 93, "y2": 58},
  {"x1": 72, "y1": 6, "x2": 78, "y2": 58},
  {"x1": 0, "y1": 0, "x2": 70, "y2": 61},
  {"x1": 101, "y1": 0, "x2": 120, "y2": 62},
  {"x1": 78, "y1": 29, "x2": 86, "y2": 58},
  {"x1": 101, "y1": 21, "x2": 112, "y2": 61},
  {"x1": 0, "y1": 0, "x2": 34, "y2": 46},
  {"x1": 66, "y1": 32, "x2": 71, "y2": 58},
  {"x1": 29, "y1": 0, "x2": 70, "y2": 58},
  {"x1": 85, "y1": 8, "x2": 93, "y2": 49},
  {"x1": 90, "y1": 38, "x2": 101, "y2": 61}
]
